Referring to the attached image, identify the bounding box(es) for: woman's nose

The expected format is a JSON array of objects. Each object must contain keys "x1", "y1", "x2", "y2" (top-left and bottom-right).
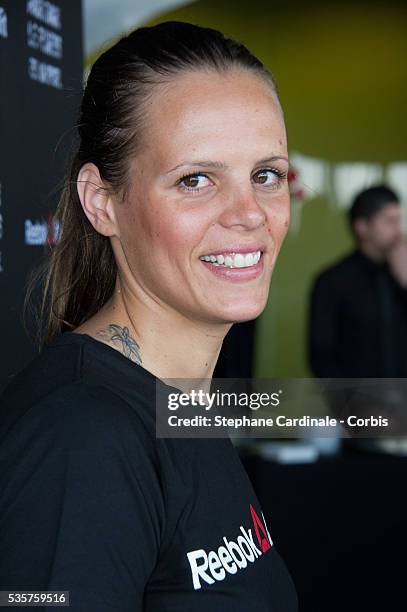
[{"x1": 217, "y1": 188, "x2": 267, "y2": 230}]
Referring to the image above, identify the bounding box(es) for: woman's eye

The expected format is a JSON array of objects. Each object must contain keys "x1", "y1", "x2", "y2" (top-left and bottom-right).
[
  {"x1": 253, "y1": 168, "x2": 286, "y2": 188},
  {"x1": 178, "y1": 173, "x2": 212, "y2": 193},
  {"x1": 177, "y1": 168, "x2": 287, "y2": 194}
]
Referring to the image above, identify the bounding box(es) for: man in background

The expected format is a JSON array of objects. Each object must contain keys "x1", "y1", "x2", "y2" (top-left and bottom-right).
[{"x1": 308, "y1": 185, "x2": 407, "y2": 378}]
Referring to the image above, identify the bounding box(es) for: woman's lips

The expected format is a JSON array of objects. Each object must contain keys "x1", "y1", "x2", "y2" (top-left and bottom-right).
[{"x1": 200, "y1": 252, "x2": 265, "y2": 281}]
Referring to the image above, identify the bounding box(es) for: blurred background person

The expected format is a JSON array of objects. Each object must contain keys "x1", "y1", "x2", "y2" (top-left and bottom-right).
[{"x1": 308, "y1": 185, "x2": 407, "y2": 378}]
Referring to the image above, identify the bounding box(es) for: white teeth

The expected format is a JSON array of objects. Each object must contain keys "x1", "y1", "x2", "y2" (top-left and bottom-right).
[
  {"x1": 200, "y1": 250, "x2": 262, "y2": 268},
  {"x1": 234, "y1": 253, "x2": 245, "y2": 267},
  {"x1": 245, "y1": 253, "x2": 254, "y2": 266}
]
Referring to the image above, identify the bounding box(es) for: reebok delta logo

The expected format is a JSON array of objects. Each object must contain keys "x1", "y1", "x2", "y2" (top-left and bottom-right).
[{"x1": 186, "y1": 504, "x2": 273, "y2": 590}]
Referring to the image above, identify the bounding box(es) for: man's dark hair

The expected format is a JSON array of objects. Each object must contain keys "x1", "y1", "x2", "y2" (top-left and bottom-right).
[{"x1": 348, "y1": 184, "x2": 400, "y2": 227}]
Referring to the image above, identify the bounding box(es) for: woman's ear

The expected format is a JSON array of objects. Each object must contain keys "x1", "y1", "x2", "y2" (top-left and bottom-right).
[{"x1": 76, "y1": 162, "x2": 120, "y2": 238}]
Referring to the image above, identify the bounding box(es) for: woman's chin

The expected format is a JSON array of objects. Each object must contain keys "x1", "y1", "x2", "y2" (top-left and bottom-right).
[{"x1": 216, "y1": 301, "x2": 267, "y2": 324}]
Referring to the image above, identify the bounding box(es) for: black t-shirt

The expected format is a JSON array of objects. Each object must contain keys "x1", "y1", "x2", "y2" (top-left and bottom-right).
[{"x1": 0, "y1": 331, "x2": 298, "y2": 611}]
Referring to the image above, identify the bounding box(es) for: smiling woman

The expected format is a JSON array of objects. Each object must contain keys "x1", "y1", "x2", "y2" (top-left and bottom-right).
[{"x1": 0, "y1": 21, "x2": 297, "y2": 611}]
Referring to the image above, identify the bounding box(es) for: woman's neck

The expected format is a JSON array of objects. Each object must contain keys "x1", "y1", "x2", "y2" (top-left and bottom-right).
[{"x1": 75, "y1": 278, "x2": 231, "y2": 387}]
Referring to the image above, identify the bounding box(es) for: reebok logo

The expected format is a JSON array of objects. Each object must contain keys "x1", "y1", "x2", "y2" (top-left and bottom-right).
[{"x1": 186, "y1": 504, "x2": 273, "y2": 590}]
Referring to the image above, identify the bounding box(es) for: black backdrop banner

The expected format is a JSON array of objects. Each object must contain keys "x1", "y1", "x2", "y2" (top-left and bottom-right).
[{"x1": 0, "y1": 0, "x2": 83, "y2": 391}]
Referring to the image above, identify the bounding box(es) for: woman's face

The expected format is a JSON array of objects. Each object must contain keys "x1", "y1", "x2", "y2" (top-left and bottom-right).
[{"x1": 115, "y1": 68, "x2": 290, "y2": 324}]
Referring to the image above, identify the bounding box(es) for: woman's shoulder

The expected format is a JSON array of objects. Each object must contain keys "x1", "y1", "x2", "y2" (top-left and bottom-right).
[
  {"x1": 0, "y1": 341, "x2": 168, "y2": 602},
  {"x1": 0, "y1": 331, "x2": 159, "y2": 454}
]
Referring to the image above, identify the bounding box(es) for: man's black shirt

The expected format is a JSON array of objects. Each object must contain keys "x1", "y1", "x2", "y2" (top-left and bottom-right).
[
  {"x1": 309, "y1": 248, "x2": 407, "y2": 377},
  {"x1": 0, "y1": 332, "x2": 298, "y2": 611}
]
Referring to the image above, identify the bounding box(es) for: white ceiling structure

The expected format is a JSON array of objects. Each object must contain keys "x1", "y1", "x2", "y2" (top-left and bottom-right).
[{"x1": 83, "y1": 0, "x2": 196, "y2": 55}]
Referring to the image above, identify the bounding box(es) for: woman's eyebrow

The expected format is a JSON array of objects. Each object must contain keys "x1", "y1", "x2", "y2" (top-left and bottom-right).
[{"x1": 165, "y1": 155, "x2": 289, "y2": 174}]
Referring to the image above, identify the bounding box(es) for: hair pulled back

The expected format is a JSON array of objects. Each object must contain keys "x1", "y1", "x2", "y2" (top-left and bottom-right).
[{"x1": 24, "y1": 20, "x2": 279, "y2": 350}]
